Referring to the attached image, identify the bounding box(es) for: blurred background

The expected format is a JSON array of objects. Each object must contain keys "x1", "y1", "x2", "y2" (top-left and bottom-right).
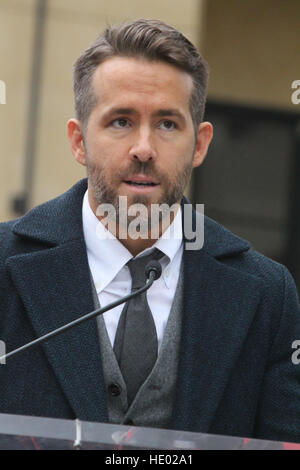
[{"x1": 0, "y1": 0, "x2": 299, "y2": 284}]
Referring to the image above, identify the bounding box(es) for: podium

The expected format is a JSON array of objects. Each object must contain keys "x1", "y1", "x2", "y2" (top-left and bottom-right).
[{"x1": 0, "y1": 413, "x2": 299, "y2": 449}]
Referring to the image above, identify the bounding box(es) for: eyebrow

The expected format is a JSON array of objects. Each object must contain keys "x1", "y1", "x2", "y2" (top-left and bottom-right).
[
  {"x1": 101, "y1": 107, "x2": 186, "y2": 122},
  {"x1": 155, "y1": 109, "x2": 185, "y2": 120},
  {"x1": 103, "y1": 108, "x2": 135, "y2": 118}
]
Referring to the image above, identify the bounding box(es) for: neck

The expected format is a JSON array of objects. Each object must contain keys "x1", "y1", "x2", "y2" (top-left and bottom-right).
[
  {"x1": 119, "y1": 236, "x2": 158, "y2": 257},
  {"x1": 88, "y1": 190, "x2": 180, "y2": 256}
]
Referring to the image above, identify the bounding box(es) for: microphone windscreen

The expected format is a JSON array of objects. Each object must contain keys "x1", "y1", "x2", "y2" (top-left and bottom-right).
[{"x1": 145, "y1": 260, "x2": 162, "y2": 280}]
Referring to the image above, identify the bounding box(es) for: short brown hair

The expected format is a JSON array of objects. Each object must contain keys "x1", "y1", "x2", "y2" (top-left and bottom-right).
[{"x1": 73, "y1": 19, "x2": 209, "y2": 132}]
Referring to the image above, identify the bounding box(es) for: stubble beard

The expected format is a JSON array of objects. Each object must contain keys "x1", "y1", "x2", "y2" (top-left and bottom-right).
[{"x1": 86, "y1": 156, "x2": 193, "y2": 233}]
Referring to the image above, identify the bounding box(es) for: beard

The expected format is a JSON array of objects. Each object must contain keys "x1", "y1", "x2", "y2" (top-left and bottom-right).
[{"x1": 86, "y1": 156, "x2": 193, "y2": 232}]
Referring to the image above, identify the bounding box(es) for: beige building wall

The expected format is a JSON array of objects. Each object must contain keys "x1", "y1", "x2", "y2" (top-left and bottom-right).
[
  {"x1": 0, "y1": 0, "x2": 36, "y2": 222},
  {"x1": 203, "y1": 0, "x2": 300, "y2": 110},
  {"x1": 0, "y1": 0, "x2": 205, "y2": 222}
]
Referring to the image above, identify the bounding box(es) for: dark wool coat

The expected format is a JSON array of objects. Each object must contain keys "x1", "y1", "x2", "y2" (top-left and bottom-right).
[{"x1": 0, "y1": 179, "x2": 300, "y2": 443}]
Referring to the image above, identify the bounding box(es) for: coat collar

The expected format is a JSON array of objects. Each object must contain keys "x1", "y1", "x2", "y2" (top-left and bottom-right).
[
  {"x1": 12, "y1": 178, "x2": 88, "y2": 246},
  {"x1": 12, "y1": 178, "x2": 250, "y2": 259}
]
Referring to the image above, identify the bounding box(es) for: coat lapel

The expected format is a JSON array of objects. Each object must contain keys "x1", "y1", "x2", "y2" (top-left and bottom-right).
[
  {"x1": 172, "y1": 206, "x2": 263, "y2": 433},
  {"x1": 7, "y1": 179, "x2": 108, "y2": 422}
]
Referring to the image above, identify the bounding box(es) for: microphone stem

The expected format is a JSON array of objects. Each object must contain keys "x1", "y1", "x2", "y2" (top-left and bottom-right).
[{"x1": 0, "y1": 272, "x2": 156, "y2": 362}]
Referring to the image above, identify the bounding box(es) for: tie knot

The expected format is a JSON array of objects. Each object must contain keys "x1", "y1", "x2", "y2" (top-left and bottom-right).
[{"x1": 127, "y1": 248, "x2": 164, "y2": 290}]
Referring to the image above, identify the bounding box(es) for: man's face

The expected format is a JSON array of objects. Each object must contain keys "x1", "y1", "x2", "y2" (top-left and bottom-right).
[{"x1": 70, "y1": 56, "x2": 211, "y2": 219}]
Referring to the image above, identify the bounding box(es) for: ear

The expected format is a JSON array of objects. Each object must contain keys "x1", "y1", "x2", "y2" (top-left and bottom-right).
[
  {"x1": 192, "y1": 121, "x2": 213, "y2": 168},
  {"x1": 67, "y1": 118, "x2": 86, "y2": 166}
]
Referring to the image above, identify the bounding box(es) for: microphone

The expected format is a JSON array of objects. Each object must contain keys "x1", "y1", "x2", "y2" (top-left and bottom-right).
[
  {"x1": 0, "y1": 262, "x2": 162, "y2": 363},
  {"x1": 145, "y1": 260, "x2": 162, "y2": 281}
]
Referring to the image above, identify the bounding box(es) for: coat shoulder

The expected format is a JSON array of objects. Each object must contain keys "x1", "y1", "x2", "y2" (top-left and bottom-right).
[
  {"x1": 0, "y1": 219, "x2": 20, "y2": 259},
  {"x1": 204, "y1": 215, "x2": 297, "y2": 296},
  {"x1": 225, "y1": 244, "x2": 293, "y2": 291}
]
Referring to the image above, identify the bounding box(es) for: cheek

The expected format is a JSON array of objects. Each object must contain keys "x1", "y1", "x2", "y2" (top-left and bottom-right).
[
  {"x1": 164, "y1": 141, "x2": 194, "y2": 171},
  {"x1": 93, "y1": 136, "x2": 128, "y2": 163},
  {"x1": 165, "y1": 133, "x2": 195, "y2": 155}
]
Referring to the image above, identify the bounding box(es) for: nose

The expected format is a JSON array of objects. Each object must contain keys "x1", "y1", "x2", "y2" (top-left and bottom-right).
[{"x1": 129, "y1": 128, "x2": 156, "y2": 162}]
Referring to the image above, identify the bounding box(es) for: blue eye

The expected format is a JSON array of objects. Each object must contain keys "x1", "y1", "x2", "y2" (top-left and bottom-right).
[
  {"x1": 112, "y1": 118, "x2": 130, "y2": 129},
  {"x1": 159, "y1": 120, "x2": 176, "y2": 131}
]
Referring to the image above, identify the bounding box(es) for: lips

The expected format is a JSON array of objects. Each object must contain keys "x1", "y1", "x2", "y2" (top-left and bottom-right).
[
  {"x1": 125, "y1": 181, "x2": 157, "y2": 187},
  {"x1": 122, "y1": 174, "x2": 160, "y2": 193},
  {"x1": 123, "y1": 174, "x2": 159, "y2": 187}
]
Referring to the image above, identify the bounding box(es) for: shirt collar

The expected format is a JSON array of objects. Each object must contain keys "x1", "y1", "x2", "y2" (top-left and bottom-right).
[{"x1": 82, "y1": 190, "x2": 183, "y2": 290}]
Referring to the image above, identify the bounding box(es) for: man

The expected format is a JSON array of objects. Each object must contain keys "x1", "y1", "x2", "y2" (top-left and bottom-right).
[{"x1": 0, "y1": 19, "x2": 300, "y2": 444}]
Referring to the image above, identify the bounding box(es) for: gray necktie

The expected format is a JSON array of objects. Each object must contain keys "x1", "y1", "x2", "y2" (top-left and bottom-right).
[{"x1": 113, "y1": 248, "x2": 164, "y2": 406}]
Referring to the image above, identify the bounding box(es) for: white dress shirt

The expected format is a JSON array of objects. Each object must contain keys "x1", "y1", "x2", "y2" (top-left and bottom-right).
[{"x1": 82, "y1": 190, "x2": 183, "y2": 352}]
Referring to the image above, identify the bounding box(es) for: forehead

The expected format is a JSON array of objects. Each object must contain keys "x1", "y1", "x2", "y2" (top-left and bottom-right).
[{"x1": 91, "y1": 56, "x2": 193, "y2": 111}]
